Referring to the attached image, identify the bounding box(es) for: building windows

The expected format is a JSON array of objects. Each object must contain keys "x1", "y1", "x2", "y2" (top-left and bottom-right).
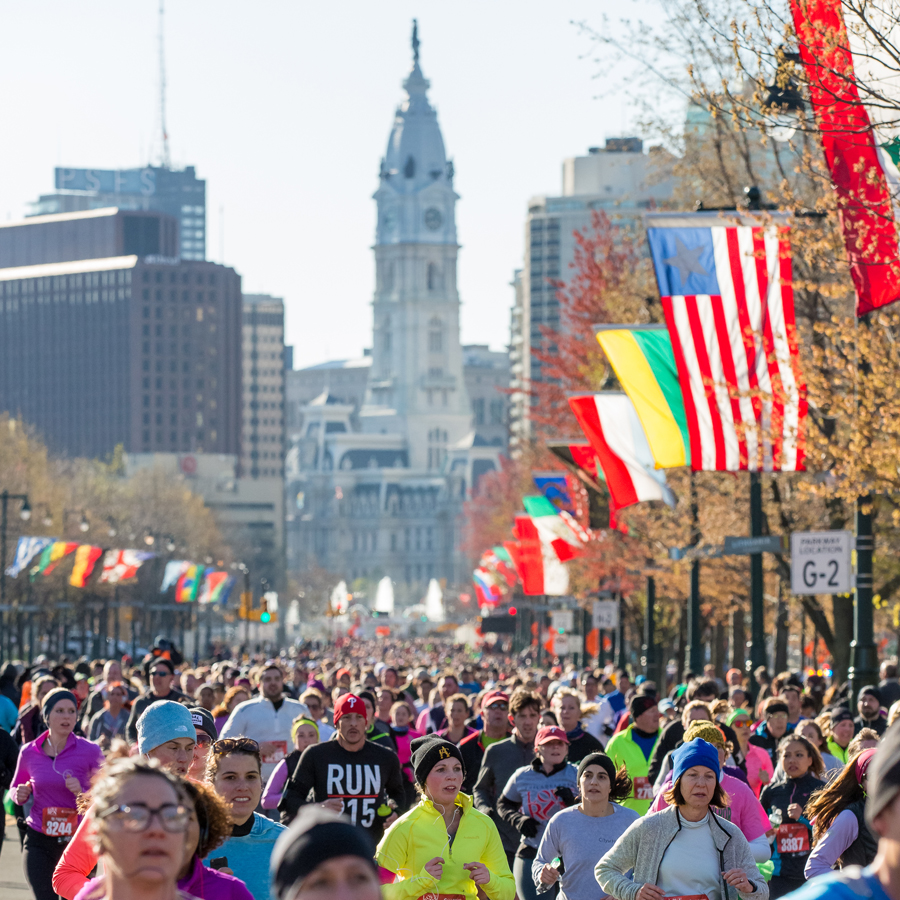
[
  {"x1": 428, "y1": 317, "x2": 443, "y2": 352},
  {"x1": 427, "y1": 263, "x2": 442, "y2": 291},
  {"x1": 490, "y1": 399, "x2": 505, "y2": 425},
  {"x1": 473, "y1": 398, "x2": 485, "y2": 425}
]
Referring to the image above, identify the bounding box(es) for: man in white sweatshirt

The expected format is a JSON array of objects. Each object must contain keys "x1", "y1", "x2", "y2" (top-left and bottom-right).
[{"x1": 219, "y1": 661, "x2": 308, "y2": 781}]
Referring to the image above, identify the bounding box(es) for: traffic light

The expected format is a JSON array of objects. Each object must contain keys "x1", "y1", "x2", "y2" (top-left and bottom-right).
[
  {"x1": 508, "y1": 606, "x2": 518, "y2": 616},
  {"x1": 260, "y1": 598, "x2": 271, "y2": 624},
  {"x1": 239, "y1": 591, "x2": 252, "y2": 620}
]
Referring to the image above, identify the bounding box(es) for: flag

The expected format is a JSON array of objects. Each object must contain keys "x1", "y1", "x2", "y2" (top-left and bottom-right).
[
  {"x1": 647, "y1": 212, "x2": 806, "y2": 472},
  {"x1": 507, "y1": 514, "x2": 569, "y2": 596},
  {"x1": 473, "y1": 568, "x2": 501, "y2": 605},
  {"x1": 791, "y1": 0, "x2": 900, "y2": 315},
  {"x1": 532, "y1": 474, "x2": 575, "y2": 513},
  {"x1": 176, "y1": 564, "x2": 202, "y2": 603},
  {"x1": 209, "y1": 574, "x2": 235, "y2": 605},
  {"x1": 99, "y1": 550, "x2": 154, "y2": 584},
  {"x1": 491, "y1": 545, "x2": 518, "y2": 586},
  {"x1": 33, "y1": 541, "x2": 79, "y2": 577},
  {"x1": 160, "y1": 561, "x2": 189, "y2": 593},
  {"x1": 595, "y1": 327, "x2": 690, "y2": 468},
  {"x1": 569, "y1": 393, "x2": 676, "y2": 510},
  {"x1": 522, "y1": 495, "x2": 587, "y2": 562},
  {"x1": 69, "y1": 545, "x2": 103, "y2": 588},
  {"x1": 199, "y1": 570, "x2": 232, "y2": 604},
  {"x1": 5, "y1": 537, "x2": 53, "y2": 577}
]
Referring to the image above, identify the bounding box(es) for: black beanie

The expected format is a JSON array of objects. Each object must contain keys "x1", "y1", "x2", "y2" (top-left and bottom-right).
[
  {"x1": 409, "y1": 735, "x2": 465, "y2": 785},
  {"x1": 270, "y1": 807, "x2": 376, "y2": 900},
  {"x1": 577, "y1": 752, "x2": 617, "y2": 783}
]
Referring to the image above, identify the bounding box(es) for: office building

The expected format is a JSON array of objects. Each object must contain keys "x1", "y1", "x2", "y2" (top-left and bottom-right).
[
  {"x1": 28, "y1": 166, "x2": 207, "y2": 260},
  {"x1": 0, "y1": 208, "x2": 241, "y2": 460},
  {"x1": 242, "y1": 294, "x2": 286, "y2": 479},
  {"x1": 509, "y1": 139, "x2": 675, "y2": 452}
]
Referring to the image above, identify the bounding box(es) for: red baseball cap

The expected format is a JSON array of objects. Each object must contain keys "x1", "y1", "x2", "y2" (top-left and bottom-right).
[
  {"x1": 336, "y1": 667, "x2": 352, "y2": 680},
  {"x1": 535, "y1": 725, "x2": 570, "y2": 746},
  {"x1": 482, "y1": 690, "x2": 510, "y2": 709},
  {"x1": 333, "y1": 693, "x2": 366, "y2": 724}
]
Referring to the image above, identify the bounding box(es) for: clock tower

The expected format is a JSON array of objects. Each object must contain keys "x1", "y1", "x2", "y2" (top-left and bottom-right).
[{"x1": 361, "y1": 21, "x2": 472, "y2": 472}]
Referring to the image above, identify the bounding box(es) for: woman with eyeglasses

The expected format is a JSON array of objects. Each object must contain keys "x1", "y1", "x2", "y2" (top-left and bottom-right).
[
  {"x1": 804, "y1": 748, "x2": 878, "y2": 879},
  {"x1": 728, "y1": 708, "x2": 774, "y2": 797},
  {"x1": 206, "y1": 737, "x2": 286, "y2": 900},
  {"x1": 759, "y1": 734, "x2": 825, "y2": 898},
  {"x1": 11, "y1": 687, "x2": 104, "y2": 900},
  {"x1": 87, "y1": 682, "x2": 130, "y2": 748}
]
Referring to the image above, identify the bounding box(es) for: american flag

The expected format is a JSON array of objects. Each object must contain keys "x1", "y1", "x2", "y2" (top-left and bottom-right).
[{"x1": 647, "y1": 212, "x2": 807, "y2": 472}]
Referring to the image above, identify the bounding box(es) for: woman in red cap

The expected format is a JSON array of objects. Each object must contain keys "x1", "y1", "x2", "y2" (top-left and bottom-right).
[
  {"x1": 804, "y1": 748, "x2": 879, "y2": 877},
  {"x1": 497, "y1": 725, "x2": 578, "y2": 900}
]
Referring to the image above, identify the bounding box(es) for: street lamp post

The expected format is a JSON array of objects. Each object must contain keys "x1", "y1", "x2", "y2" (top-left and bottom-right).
[{"x1": 1, "y1": 490, "x2": 31, "y2": 663}]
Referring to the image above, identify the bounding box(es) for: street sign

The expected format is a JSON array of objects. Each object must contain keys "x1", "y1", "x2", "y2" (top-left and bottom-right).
[
  {"x1": 723, "y1": 535, "x2": 785, "y2": 555},
  {"x1": 791, "y1": 530, "x2": 853, "y2": 595},
  {"x1": 550, "y1": 610, "x2": 574, "y2": 633},
  {"x1": 554, "y1": 635, "x2": 570, "y2": 655},
  {"x1": 592, "y1": 600, "x2": 619, "y2": 630}
]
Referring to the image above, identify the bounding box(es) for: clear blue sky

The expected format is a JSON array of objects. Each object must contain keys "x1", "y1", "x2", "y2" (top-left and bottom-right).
[{"x1": 0, "y1": 1, "x2": 657, "y2": 369}]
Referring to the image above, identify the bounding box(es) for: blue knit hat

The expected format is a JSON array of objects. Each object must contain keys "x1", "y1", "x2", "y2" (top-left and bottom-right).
[
  {"x1": 671, "y1": 738, "x2": 721, "y2": 784},
  {"x1": 137, "y1": 700, "x2": 195, "y2": 755}
]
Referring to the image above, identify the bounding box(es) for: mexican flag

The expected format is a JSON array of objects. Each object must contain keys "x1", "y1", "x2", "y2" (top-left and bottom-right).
[{"x1": 792, "y1": 0, "x2": 900, "y2": 315}]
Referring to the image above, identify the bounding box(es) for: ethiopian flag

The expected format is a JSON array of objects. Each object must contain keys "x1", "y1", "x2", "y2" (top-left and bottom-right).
[{"x1": 595, "y1": 326, "x2": 690, "y2": 468}]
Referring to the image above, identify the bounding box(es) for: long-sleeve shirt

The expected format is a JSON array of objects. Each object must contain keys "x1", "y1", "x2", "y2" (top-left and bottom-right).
[
  {"x1": 11, "y1": 731, "x2": 104, "y2": 834},
  {"x1": 203, "y1": 813, "x2": 286, "y2": 900},
  {"x1": 376, "y1": 793, "x2": 515, "y2": 900},
  {"x1": 532, "y1": 804, "x2": 639, "y2": 900},
  {"x1": 277, "y1": 738, "x2": 405, "y2": 843},
  {"x1": 804, "y1": 809, "x2": 858, "y2": 879},
  {"x1": 52, "y1": 809, "x2": 96, "y2": 899}
]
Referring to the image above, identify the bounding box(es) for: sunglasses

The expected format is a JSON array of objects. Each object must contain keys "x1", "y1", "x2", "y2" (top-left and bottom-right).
[
  {"x1": 97, "y1": 802, "x2": 190, "y2": 833},
  {"x1": 212, "y1": 737, "x2": 260, "y2": 755},
  {"x1": 486, "y1": 703, "x2": 509, "y2": 711},
  {"x1": 150, "y1": 670, "x2": 172, "y2": 678},
  {"x1": 194, "y1": 733, "x2": 213, "y2": 746},
  {"x1": 731, "y1": 720, "x2": 752, "y2": 728}
]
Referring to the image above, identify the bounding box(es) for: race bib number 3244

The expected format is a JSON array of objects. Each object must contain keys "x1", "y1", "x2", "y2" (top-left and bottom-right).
[{"x1": 42, "y1": 807, "x2": 77, "y2": 837}]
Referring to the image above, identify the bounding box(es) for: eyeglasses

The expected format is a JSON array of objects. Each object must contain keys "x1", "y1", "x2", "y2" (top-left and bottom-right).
[
  {"x1": 767, "y1": 713, "x2": 789, "y2": 722},
  {"x1": 97, "y1": 803, "x2": 190, "y2": 833},
  {"x1": 212, "y1": 737, "x2": 260, "y2": 755}
]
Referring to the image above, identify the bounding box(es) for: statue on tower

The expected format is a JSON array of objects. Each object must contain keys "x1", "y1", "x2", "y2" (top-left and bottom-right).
[{"x1": 412, "y1": 19, "x2": 420, "y2": 64}]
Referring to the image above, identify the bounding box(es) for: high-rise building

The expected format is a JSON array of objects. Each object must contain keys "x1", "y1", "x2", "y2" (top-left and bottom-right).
[
  {"x1": 0, "y1": 208, "x2": 241, "y2": 460},
  {"x1": 508, "y1": 139, "x2": 675, "y2": 452},
  {"x1": 286, "y1": 27, "x2": 501, "y2": 597},
  {"x1": 28, "y1": 166, "x2": 207, "y2": 260},
  {"x1": 242, "y1": 294, "x2": 286, "y2": 479}
]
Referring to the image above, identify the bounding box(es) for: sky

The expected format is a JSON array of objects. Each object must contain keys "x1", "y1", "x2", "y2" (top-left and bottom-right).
[{"x1": 0, "y1": 2, "x2": 659, "y2": 369}]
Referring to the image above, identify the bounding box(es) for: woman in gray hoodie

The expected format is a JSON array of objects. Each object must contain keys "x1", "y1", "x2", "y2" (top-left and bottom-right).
[{"x1": 595, "y1": 739, "x2": 768, "y2": 900}]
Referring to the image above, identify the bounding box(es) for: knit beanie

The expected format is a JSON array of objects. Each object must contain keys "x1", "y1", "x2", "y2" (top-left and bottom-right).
[
  {"x1": 630, "y1": 694, "x2": 658, "y2": 719},
  {"x1": 684, "y1": 721, "x2": 726, "y2": 749},
  {"x1": 137, "y1": 700, "x2": 195, "y2": 755},
  {"x1": 577, "y1": 752, "x2": 616, "y2": 783},
  {"x1": 672, "y1": 738, "x2": 721, "y2": 784},
  {"x1": 409, "y1": 735, "x2": 465, "y2": 785},
  {"x1": 333, "y1": 693, "x2": 366, "y2": 725},
  {"x1": 42, "y1": 688, "x2": 78, "y2": 719},
  {"x1": 270, "y1": 807, "x2": 376, "y2": 900}
]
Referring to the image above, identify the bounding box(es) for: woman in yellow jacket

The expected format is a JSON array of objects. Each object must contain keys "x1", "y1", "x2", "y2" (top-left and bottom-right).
[{"x1": 377, "y1": 735, "x2": 515, "y2": 900}]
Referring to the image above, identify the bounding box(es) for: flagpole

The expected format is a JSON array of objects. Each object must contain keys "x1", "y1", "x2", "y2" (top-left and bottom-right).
[{"x1": 748, "y1": 472, "x2": 767, "y2": 694}]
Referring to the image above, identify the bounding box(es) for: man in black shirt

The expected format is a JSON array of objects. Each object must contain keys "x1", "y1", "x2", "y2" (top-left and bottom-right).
[{"x1": 278, "y1": 693, "x2": 406, "y2": 844}]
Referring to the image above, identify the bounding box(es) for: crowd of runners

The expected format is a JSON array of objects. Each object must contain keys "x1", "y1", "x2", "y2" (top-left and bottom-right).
[{"x1": 2, "y1": 638, "x2": 900, "y2": 900}]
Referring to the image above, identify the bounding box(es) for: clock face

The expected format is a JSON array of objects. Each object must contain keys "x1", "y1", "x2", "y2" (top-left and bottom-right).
[
  {"x1": 382, "y1": 209, "x2": 397, "y2": 231},
  {"x1": 424, "y1": 207, "x2": 443, "y2": 231}
]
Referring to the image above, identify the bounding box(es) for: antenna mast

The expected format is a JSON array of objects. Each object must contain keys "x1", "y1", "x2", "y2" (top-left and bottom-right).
[{"x1": 158, "y1": 0, "x2": 171, "y2": 168}]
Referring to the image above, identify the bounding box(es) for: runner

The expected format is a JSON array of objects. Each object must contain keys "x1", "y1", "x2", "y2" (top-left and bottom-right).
[
  {"x1": 604, "y1": 695, "x2": 661, "y2": 815},
  {"x1": 595, "y1": 738, "x2": 766, "y2": 900},
  {"x1": 729, "y1": 708, "x2": 775, "y2": 797},
  {"x1": 551, "y1": 689, "x2": 604, "y2": 763},
  {"x1": 532, "y1": 752, "x2": 638, "y2": 900},
  {"x1": 647, "y1": 680, "x2": 720, "y2": 782},
  {"x1": 10, "y1": 687, "x2": 104, "y2": 900},
  {"x1": 219, "y1": 661, "x2": 309, "y2": 783},
  {"x1": 188, "y1": 706, "x2": 218, "y2": 782},
  {"x1": 826, "y1": 708, "x2": 856, "y2": 765},
  {"x1": 271, "y1": 806, "x2": 381, "y2": 900},
  {"x1": 13, "y1": 674, "x2": 59, "y2": 745},
  {"x1": 75, "y1": 758, "x2": 190, "y2": 900},
  {"x1": 804, "y1": 748, "x2": 878, "y2": 877},
  {"x1": 459, "y1": 690, "x2": 510, "y2": 793},
  {"x1": 376, "y1": 735, "x2": 515, "y2": 900},
  {"x1": 125, "y1": 659, "x2": 190, "y2": 743},
  {"x1": 86, "y1": 681, "x2": 130, "y2": 747},
  {"x1": 212, "y1": 686, "x2": 251, "y2": 734},
  {"x1": 474, "y1": 688, "x2": 541, "y2": 867},
  {"x1": 498, "y1": 725, "x2": 578, "y2": 900},
  {"x1": 262, "y1": 716, "x2": 320, "y2": 810},
  {"x1": 438, "y1": 693, "x2": 478, "y2": 745},
  {"x1": 206, "y1": 737, "x2": 286, "y2": 900},
  {"x1": 759, "y1": 734, "x2": 825, "y2": 898},
  {"x1": 277, "y1": 693, "x2": 406, "y2": 843},
  {"x1": 750, "y1": 698, "x2": 794, "y2": 765}
]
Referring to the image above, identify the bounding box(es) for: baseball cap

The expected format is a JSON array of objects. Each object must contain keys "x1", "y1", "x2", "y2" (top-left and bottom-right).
[
  {"x1": 535, "y1": 725, "x2": 570, "y2": 746},
  {"x1": 481, "y1": 690, "x2": 509, "y2": 709}
]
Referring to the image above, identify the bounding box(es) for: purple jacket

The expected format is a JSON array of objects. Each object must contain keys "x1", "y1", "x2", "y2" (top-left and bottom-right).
[{"x1": 74, "y1": 856, "x2": 254, "y2": 900}]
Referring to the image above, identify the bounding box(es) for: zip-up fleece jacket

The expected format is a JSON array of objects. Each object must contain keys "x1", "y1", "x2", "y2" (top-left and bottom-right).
[
  {"x1": 595, "y1": 805, "x2": 769, "y2": 900},
  {"x1": 376, "y1": 792, "x2": 515, "y2": 900},
  {"x1": 604, "y1": 725, "x2": 660, "y2": 815}
]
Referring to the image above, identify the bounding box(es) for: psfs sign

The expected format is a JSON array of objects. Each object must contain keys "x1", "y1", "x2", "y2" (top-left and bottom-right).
[{"x1": 55, "y1": 167, "x2": 156, "y2": 196}]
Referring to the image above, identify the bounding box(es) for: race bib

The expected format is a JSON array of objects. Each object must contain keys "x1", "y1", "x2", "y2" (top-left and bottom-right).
[
  {"x1": 42, "y1": 806, "x2": 77, "y2": 838},
  {"x1": 665, "y1": 895, "x2": 709, "y2": 900},
  {"x1": 633, "y1": 776, "x2": 653, "y2": 800},
  {"x1": 777, "y1": 822, "x2": 810, "y2": 855},
  {"x1": 260, "y1": 741, "x2": 288, "y2": 764}
]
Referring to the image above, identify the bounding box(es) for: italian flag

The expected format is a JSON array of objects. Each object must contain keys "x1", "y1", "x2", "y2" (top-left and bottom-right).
[{"x1": 791, "y1": 0, "x2": 900, "y2": 315}]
